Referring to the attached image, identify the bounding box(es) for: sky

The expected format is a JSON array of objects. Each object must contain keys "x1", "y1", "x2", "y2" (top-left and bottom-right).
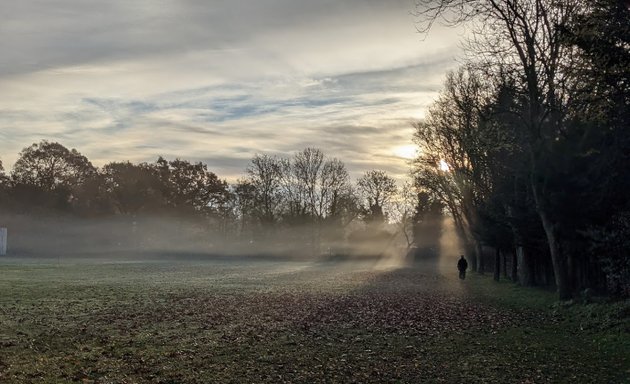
[{"x1": 0, "y1": 0, "x2": 464, "y2": 182}]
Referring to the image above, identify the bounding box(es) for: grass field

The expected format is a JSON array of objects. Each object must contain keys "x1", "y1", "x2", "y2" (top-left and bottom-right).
[{"x1": 1, "y1": 257, "x2": 629, "y2": 383}]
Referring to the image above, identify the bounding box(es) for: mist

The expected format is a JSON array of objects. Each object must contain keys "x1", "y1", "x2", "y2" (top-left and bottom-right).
[
  {"x1": 437, "y1": 216, "x2": 463, "y2": 278},
  {"x1": 1, "y1": 212, "x2": 436, "y2": 268}
]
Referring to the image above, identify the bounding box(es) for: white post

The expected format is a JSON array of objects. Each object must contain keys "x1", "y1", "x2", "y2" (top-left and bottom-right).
[{"x1": 0, "y1": 228, "x2": 6, "y2": 255}]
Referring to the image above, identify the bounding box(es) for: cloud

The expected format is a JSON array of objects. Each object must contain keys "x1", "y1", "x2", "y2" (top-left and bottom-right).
[{"x1": 0, "y1": 0, "x2": 464, "y2": 183}]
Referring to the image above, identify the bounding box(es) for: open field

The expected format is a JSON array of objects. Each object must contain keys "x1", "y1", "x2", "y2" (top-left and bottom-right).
[{"x1": 1, "y1": 256, "x2": 629, "y2": 383}]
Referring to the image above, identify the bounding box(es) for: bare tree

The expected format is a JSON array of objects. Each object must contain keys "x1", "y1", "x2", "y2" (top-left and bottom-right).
[
  {"x1": 280, "y1": 148, "x2": 354, "y2": 254},
  {"x1": 291, "y1": 147, "x2": 325, "y2": 218},
  {"x1": 391, "y1": 181, "x2": 420, "y2": 249},
  {"x1": 245, "y1": 154, "x2": 284, "y2": 226},
  {"x1": 233, "y1": 179, "x2": 258, "y2": 238},
  {"x1": 357, "y1": 170, "x2": 397, "y2": 225},
  {"x1": 279, "y1": 148, "x2": 352, "y2": 221},
  {"x1": 413, "y1": 65, "x2": 503, "y2": 271},
  {"x1": 319, "y1": 158, "x2": 351, "y2": 219},
  {"x1": 415, "y1": 0, "x2": 584, "y2": 298}
]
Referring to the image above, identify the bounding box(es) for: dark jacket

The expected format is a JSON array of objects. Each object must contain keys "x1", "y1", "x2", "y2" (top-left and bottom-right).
[{"x1": 457, "y1": 258, "x2": 468, "y2": 271}]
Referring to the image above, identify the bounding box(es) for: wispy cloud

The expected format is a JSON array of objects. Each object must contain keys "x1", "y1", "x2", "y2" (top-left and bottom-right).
[{"x1": 0, "y1": 0, "x2": 463, "y2": 182}]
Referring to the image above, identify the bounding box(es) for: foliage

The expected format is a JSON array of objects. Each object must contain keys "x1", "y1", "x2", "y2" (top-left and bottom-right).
[
  {"x1": 11, "y1": 141, "x2": 96, "y2": 191},
  {"x1": 154, "y1": 157, "x2": 229, "y2": 215},
  {"x1": 586, "y1": 211, "x2": 630, "y2": 297},
  {"x1": 8, "y1": 141, "x2": 96, "y2": 212},
  {"x1": 412, "y1": 0, "x2": 630, "y2": 299},
  {"x1": 0, "y1": 159, "x2": 5, "y2": 181},
  {"x1": 101, "y1": 161, "x2": 164, "y2": 215},
  {"x1": 0, "y1": 144, "x2": 415, "y2": 258}
]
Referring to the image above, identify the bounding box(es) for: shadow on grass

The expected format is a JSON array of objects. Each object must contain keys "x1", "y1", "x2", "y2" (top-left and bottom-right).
[{"x1": 0, "y1": 256, "x2": 628, "y2": 383}]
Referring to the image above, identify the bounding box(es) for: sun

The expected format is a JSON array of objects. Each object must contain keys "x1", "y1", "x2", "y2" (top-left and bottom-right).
[{"x1": 393, "y1": 145, "x2": 418, "y2": 160}]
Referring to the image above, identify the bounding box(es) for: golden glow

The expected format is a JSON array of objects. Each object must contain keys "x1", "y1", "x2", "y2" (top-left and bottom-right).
[
  {"x1": 439, "y1": 159, "x2": 450, "y2": 172},
  {"x1": 393, "y1": 145, "x2": 418, "y2": 160}
]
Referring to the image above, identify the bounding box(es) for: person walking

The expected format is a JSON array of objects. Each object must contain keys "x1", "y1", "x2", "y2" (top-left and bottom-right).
[{"x1": 457, "y1": 255, "x2": 468, "y2": 279}]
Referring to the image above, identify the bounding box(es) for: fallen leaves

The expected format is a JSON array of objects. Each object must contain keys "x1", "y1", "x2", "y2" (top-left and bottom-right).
[{"x1": 0, "y1": 261, "x2": 627, "y2": 383}]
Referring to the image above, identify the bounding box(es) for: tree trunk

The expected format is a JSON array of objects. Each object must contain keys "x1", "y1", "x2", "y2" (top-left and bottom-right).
[
  {"x1": 476, "y1": 242, "x2": 484, "y2": 274},
  {"x1": 511, "y1": 250, "x2": 518, "y2": 282},
  {"x1": 494, "y1": 248, "x2": 501, "y2": 282},
  {"x1": 502, "y1": 251, "x2": 508, "y2": 279},
  {"x1": 529, "y1": 143, "x2": 573, "y2": 299},
  {"x1": 538, "y1": 209, "x2": 572, "y2": 300},
  {"x1": 517, "y1": 246, "x2": 534, "y2": 286}
]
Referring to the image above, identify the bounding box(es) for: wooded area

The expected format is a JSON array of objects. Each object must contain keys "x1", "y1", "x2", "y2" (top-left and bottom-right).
[{"x1": 412, "y1": 0, "x2": 629, "y2": 299}]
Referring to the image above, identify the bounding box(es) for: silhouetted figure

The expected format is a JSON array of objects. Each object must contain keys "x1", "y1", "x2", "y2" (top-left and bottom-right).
[{"x1": 457, "y1": 255, "x2": 468, "y2": 279}]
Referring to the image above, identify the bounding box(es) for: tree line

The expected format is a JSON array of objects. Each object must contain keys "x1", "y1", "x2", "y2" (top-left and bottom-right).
[
  {"x1": 0, "y1": 143, "x2": 441, "y2": 259},
  {"x1": 412, "y1": 0, "x2": 629, "y2": 299}
]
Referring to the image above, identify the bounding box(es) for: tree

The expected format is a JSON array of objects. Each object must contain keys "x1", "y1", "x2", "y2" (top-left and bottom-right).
[
  {"x1": 319, "y1": 158, "x2": 352, "y2": 219},
  {"x1": 391, "y1": 182, "x2": 428, "y2": 250},
  {"x1": 275, "y1": 149, "x2": 355, "y2": 254},
  {"x1": 245, "y1": 154, "x2": 284, "y2": 228},
  {"x1": 558, "y1": 0, "x2": 630, "y2": 294},
  {"x1": 356, "y1": 170, "x2": 397, "y2": 225},
  {"x1": 412, "y1": 65, "x2": 504, "y2": 272},
  {"x1": 411, "y1": 189, "x2": 444, "y2": 255},
  {"x1": 238, "y1": 149, "x2": 357, "y2": 254},
  {"x1": 414, "y1": 0, "x2": 630, "y2": 298},
  {"x1": 11, "y1": 141, "x2": 95, "y2": 192},
  {"x1": 69, "y1": 172, "x2": 112, "y2": 217},
  {"x1": 279, "y1": 148, "x2": 353, "y2": 222},
  {"x1": 10, "y1": 141, "x2": 96, "y2": 211},
  {"x1": 12, "y1": 141, "x2": 96, "y2": 191},
  {"x1": 154, "y1": 157, "x2": 228, "y2": 215},
  {"x1": 101, "y1": 161, "x2": 164, "y2": 216},
  {"x1": 560, "y1": 0, "x2": 630, "y2": 218},
  {"x1": 233, "y1": 179, "x2": 259, "y2": 240},
  {"x1": 0, "y1": 159, "x2": 7, "y2": 188},
  {"x1": 292, "y1": 147, "x2": 324, "y2": 218},
  {"x1": 415, "y1": 0, "x2": 586, "y2": 299},
  {"x1": 0, "y1": 160, "x2": 8, "y2": 209}
]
